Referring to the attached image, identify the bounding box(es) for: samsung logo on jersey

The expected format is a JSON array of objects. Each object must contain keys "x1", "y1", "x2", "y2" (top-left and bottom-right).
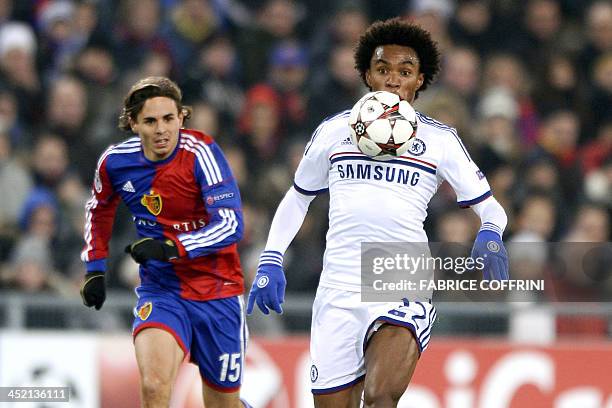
[{"x1": 337, "y1": 163, "x2": 420, "y2": 186}]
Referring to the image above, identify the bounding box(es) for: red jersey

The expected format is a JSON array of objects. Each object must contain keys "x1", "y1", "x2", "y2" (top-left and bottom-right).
[{"x1": 81, "y1": 129, "x2": 244, "y2": 300}]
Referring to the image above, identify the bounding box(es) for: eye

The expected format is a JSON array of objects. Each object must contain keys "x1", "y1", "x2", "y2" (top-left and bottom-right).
[
  {"x1": 401, "y1": 70, "x2": 412, "y2": 76},
  {"x1": 377, "y1": 67, "x2": 388, "y2": 74}
]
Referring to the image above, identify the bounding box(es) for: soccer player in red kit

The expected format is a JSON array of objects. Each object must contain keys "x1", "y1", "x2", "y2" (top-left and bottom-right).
[{"x1": 80, "y1": 77, "x2": 251, "y2": 408}]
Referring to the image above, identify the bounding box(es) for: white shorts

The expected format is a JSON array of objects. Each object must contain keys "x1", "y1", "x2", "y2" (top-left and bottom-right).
[{"x1": 309, "y1": 286, "x2": 436, "y2": 394}]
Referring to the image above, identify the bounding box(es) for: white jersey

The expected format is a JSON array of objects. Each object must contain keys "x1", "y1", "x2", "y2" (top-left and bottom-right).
[{"x1": 294, "y1": 110, "x2": 491, "y2": 292}]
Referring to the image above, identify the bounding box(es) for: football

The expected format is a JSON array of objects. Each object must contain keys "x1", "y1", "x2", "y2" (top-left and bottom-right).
[{"x1": 348, "y1": 91, "x2": 418, "y2": 160}]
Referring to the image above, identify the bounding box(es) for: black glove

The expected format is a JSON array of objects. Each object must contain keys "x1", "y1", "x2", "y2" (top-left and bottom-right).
[
  {"x1": 81, "y1": 272, "x2": 106, "y2": 310},
  {"x1": 125, "y1": 237, "x2": 179, "y2": 264}
]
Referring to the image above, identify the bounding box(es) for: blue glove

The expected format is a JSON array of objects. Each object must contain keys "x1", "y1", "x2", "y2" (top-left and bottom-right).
[
  {"x1": 471, "y1": 227, "x2": 509, "y2": 280},
  {"x1": 247, "y1": 251, "x2": 287, "y2": 315}
]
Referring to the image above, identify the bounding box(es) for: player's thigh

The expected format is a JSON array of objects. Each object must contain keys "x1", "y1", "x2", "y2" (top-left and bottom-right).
[
  {"x1": 201, "y1": 382, "x2": 242, "y2": 408},
  {"x1": 363, "y1": 324, "x2": 419, "y2": 400},
  {"x1": 313, "y1": 381, "x2": 364, "y2": 408},
  {"x1": 132, "y1": 290, "x2": 192, "y2": 385},
  {"x1": 362, "y1": 300, "x2": 436, "y2": 401},
  {"x1": 310, "y1": 287, "x2": 368, "y2": 395},
  {"x1": 189, "y1": 296, "x2": 247, "y2": 393},
  {"x1": 134, "y1": 327, "x2": 185, "y2": 385}
]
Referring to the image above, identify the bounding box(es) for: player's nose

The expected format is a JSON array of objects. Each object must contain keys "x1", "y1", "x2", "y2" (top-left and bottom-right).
[
  {"x1": 155, "y1": 122, "x2": 165, "y2": 134},
  {"x1": 385, "y1": 73, "x2": 400, "y2": 88}
]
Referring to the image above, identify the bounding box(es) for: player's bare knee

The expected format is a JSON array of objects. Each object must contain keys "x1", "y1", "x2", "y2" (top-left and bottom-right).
[
  {"x1": 203, "y1": 398, "x2": 240, "y2": 408},
  {"x1": 140, "y1": 372, "x2": 172, "y2": 402},
  {"x1": 363, "y1": 372, "x2": 405, "y2": 407},
  {"x1": 203, "y1": 393, "x2": 241, "y2": 408},
  {"x1": 363, "y1": 383, "x2": 404, "y2": 408}
]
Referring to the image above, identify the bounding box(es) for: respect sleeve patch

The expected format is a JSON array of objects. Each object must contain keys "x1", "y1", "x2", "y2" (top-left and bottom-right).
[{"x1": 204, "y1": 183, "x2": 241, "y2": 209}]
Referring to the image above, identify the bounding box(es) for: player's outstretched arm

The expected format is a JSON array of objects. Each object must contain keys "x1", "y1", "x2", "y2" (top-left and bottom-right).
[
  {"x1": 470, "y1": 197, "x2": 509, "y2": 280},
  {"x1": 81, "y1": 151, "x2": 120, "y2": 310},
  {"x1": 247, "y1": 187, "x2": 315, "y2": 315}
]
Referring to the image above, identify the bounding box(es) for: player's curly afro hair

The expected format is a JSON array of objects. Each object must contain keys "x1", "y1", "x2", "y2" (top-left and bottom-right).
[{"x1": 354, "y1": 18, "x2": 441, "y2": 100}]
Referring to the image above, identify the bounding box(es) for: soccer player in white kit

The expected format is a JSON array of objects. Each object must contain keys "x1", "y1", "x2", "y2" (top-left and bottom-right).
[{"x1": 247, "y1": 18, "x2": 509, "y2": 408}]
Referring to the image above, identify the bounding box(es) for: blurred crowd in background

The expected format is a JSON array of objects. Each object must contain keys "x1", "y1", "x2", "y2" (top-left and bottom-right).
[{"x1": 0, "y1": 0, "x2": 610, "y2": 330}]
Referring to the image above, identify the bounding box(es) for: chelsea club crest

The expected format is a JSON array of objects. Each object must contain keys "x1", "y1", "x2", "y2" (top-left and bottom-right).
[
  {"x1": 310, "y1": 365, "x2": 318, "y2": 382},
  {"x1": 408, "y1": 138, "x2": 426, "y2": 156}
]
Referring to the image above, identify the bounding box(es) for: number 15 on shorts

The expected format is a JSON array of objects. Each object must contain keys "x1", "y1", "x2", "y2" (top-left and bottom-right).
[{"x1": 219, "y1": 353, "x2": 241, "y2": 382}]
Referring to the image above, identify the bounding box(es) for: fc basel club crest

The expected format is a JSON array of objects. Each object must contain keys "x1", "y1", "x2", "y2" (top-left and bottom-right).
[
  {"x1": 141, "y1": 190, "x2": 162, "y2": 215},
  {"x1": 137, "y1": 302, "x2": 153, "y2": 320},
  {"x1": 408, "y1": 138, "x2": 426, "y2": 156}
]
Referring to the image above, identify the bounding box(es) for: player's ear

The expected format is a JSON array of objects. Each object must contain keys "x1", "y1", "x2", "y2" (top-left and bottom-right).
[
  {"x1": 129, "y1": 118, "x2": 137, "y2": 133},
  {"x1": 416, "y1": 73, "x2": 424, "y2": 90},
  {"x1": 365, "y1": 70, "x2": 372, "y2": 88}
]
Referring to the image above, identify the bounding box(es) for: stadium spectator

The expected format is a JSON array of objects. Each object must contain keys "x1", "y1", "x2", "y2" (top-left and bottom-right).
[
  {"x1": 308, "y1": 1, "x2": 368, "y2": 83},
  {"x1": 580, "y1": 121, "x2": 612, "y2": 175},
  {"x1": 481, "y1": 52, "x2": 539, "y2": 145},
  {"x1": 476, "y1": 86, "x2": 521, "y2": 164},
  {"x1": 162, "y1": 0, "x2": 222, "y2": 73},
  {"x1": 16, "y1": 184, "x2": 82, "y2": 277},
  {"x1": 552, "y1": 204, "x2": 611, "y2": 336},
  {"x1": 416, "y1": 90, "x2": 473, "y2": 155},
  {"x1": 237, "y1": 84, "x2": 281, "y2": 170},
  {"x1": 28, "y1": 135, "x2": 88, "y2": 270},
  {"x1": 448, "y1": 0, "x2": 499, "y2": 57},
  {"x1": 0, "y1": 131, "x2": 32, "y2": 235},
  {"x1": 406, "y1": 0, "x2": 454, "y2": 52},
  {"x1": 112, "y1": 0, "x2": 170, "y2": 73},
  {"x1": 181, "y1": 35, "x2": 245, "y2": 129},
  {"x1": 509, "y1": 0, "x2": 570, "y2": 71},
  {"x1": 564, "y1": 203, "x2": 610, "y2": 243},
  {"x1": 18, "y1": 188, "x2": 59, "y2": 243},
  {"x1": 528, "y1": 109, "x2": 583, "y2": 208},
  {"x1": 36, "y1": 0, "x2": 80, "y2": 81},
  {"x1": 264, "y1": 41, "x2": 310, "y2": 136},
  {"x1": 308, "y1": 44, "x2": 366, "y2": 129},
  {"x1": 0, "y1": 22, "x2": 42, "y2": 125},
  {"x1": 588, "y1": 52, "x2": 612, "y2": 133},
  {"x1": 44, "y1": 76, "x2": 98, "y2": 183},
  {"x1": 0, "y1": 0, "x2": 12, "y2": 25},
  {"x1": 188, "y1": 100, "x2": 221, "y2": 139},
  {"x1": 0, "y1": 86, "x2": 29, "y2": 149},
  {"x1": 235, "y1": 0, "x2": 302, "y2": 86},
  {"x1": 583, "y1": 157, "x2": 612, "y2": 208},
  {"x1": 577, "y1": 1, "x2": 612, "y2": 83},
  {"x1": 511, "y1": 191, "x2": 558, "y2": 242},
  {"x1": 1, "y1": 235, "x2": 72, "y2": 294},
  {"x1": 72, "y1": 41, "x2": 121, "y2": 150},
  {"x1": 436, "y1": 46, "x2": 482, "y2": 114},
  {"x1": 532, "y1": 53, "x2": 588, "y2": 126},
  {"x1": 31, "y1": 135, "x2": 70, "y2": 190}
]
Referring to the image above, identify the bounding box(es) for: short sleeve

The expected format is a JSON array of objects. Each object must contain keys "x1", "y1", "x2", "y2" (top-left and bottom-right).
[
  {"x1": 438, "y1": 130, "x2": 491, "y2": 207},
  {"x1": 293, "y1": 122, "x2": 332, "y2": 195}
]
